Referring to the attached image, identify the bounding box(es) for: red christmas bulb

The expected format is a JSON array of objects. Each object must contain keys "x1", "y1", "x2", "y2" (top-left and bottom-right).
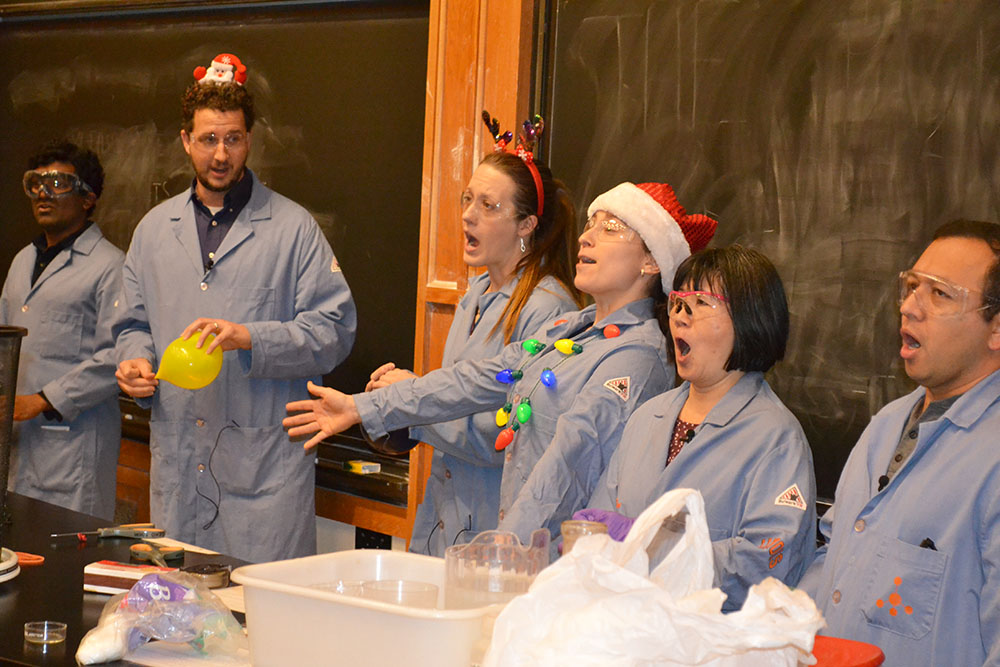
[
  {"x1": 603, "y1": 324, "x2": 621, "y2": 338},
  {"x1": 494, "y1": 427, "x2": 515, "y2": 451}
]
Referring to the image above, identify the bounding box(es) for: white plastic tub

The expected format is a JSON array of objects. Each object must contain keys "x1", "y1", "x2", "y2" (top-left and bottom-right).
[{"x1": 231, "y1": 549, "x2": 501, "y2": 667}]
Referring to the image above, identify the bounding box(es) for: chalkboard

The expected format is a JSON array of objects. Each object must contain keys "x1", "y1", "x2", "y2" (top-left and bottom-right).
[
  {"x1": 0, "y1": 2, "x2": 428, "y2": 398},
  {"x1": 543, "y1": 0, "x2": 1000, "y2": 497}
]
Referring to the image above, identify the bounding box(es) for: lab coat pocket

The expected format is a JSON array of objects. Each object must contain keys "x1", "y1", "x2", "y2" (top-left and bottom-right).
[
  {"x1": 213, "y1": 424, "x2": 289, "y2": 496},
  {"x1": 39, "y1": 309, "x2": 84, "y2": 360},
  {"x1": 22, "y1": 421, "x2": 83, "y2": 494},
  {"x1": 861, "y1": 535, "x2": 948, "y2": 640}
]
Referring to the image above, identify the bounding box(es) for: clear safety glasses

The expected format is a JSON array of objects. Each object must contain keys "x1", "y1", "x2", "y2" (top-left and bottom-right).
[
  {"x1": 898, "y1": 270, "x2": 996, "y2": 318},
  {"x1": 581, "y1": 214, "x2": 637, "y2": 243},
  {"x1": 22, "y1": 170, "x2": 93, "y2": 199},
  {"x1": 668, "y1": 290, "x2": 729, "y2": 320},
  {"x1": 459, "y1": 191, "x2": 516, "y2": 220},
  {"x1": 192, "y1": 131, "x2": 248, "y2": 152}
]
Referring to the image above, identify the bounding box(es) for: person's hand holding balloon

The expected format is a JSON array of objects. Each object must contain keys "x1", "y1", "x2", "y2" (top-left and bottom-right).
[
  {"x1": 180, "y1": 317, "x2": 251, "y2": 354},
  {"x1": 117, "y1": 358, "x2": 159, "y2": 398}
]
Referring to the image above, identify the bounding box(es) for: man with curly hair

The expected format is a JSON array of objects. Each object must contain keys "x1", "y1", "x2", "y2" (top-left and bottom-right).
[
  {"x1": 1, "y1": 141, "x2": 124, "y2": 520},
  {"x1": 115, "y1": 61, "x2": 356, "y2": 562}
]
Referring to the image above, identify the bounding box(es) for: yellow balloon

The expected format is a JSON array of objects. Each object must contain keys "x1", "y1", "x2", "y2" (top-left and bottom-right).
[{"x1": 155, "y1": 334, "x2": 223, "y2": 390}]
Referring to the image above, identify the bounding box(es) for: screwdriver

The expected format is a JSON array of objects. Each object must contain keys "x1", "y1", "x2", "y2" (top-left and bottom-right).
[{"x1": 50, "y1": 523, "x2": 166, "y2": 540}]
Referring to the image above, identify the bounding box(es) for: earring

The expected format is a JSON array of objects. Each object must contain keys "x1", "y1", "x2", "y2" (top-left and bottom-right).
[
  {"x1": 640, "y1": 267, "x2": 646, "y2": 277},
  {"x1": 520, "y1": 237, "x2": 526, "y2": 253}
]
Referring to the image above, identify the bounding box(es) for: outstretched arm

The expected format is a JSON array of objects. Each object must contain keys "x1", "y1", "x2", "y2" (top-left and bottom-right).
[{"x1": 284, "y1": 380, "x2": 361, "y2": 450}]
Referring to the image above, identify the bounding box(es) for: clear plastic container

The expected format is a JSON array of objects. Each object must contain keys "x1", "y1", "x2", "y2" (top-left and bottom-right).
[
  {"x1": 24, "y1": 621, "x2": 66, "y2": 645},
  {"x1": 444, "y1": 529, "x2": 549, "y2": 610},
  {"x1": 560, "y1": 519, "x2": 608, "y2": 554}
]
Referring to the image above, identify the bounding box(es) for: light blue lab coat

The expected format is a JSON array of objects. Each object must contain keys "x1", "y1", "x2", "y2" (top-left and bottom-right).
[
  {"x1": 409, "y1": 272, "x2": 577, "y2": 556},
  {"x1": 1, "y1": 223, "x2": 124, "y2": 520},
  {"x1": 799, "y1": 369, "x2": 1000, "y2": 666},
  {"x1": 357, "y1": 298, "x2": 672, "y2": 548},
  {"x1": 115, "y1": 170, "x2": 356, "y2": 563},
  {"x1": 589, "y1": 372, "x2": 816, "y2": 611}
]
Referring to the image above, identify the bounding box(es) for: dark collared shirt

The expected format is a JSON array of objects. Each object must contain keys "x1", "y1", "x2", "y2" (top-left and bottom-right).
[
  {"x1": 31, "y1": 221, "x2": 93, "y2": 286},
  {"x1": 190, "y1": 170, "x2": 253, "y2": 272}
]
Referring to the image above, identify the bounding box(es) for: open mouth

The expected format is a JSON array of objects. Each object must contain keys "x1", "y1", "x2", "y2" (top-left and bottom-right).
[
  {"x1": 578, "y1": 255, "x2": 596, "y2": 264},
  {"x1": 901, "y1": 332, "x2": 920, "y2": 349},
  {"x1": 675, "y1": 337, "x2": 691, "y2": 358},
  {"x1": 464, "y1": 232, "x2": 479, "y2": 251}
]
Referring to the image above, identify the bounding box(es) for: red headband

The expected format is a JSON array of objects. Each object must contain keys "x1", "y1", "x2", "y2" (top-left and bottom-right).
[{"x1": 482, "y1": 111, "x2": 545, "y2": 218}]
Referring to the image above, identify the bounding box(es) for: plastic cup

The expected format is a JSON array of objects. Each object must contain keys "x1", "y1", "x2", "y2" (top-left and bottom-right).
[
  {"x1": 24, "y1": 621, "x2": 66, "y2": 645},
  {"x1": 361, "y1": 579, "x2": 439, "y2": 608},
  {"x1": 309, "y1": 580, "x2": 364, "y2": 597},
  {"x1": 560, "y1": 519, "x2": 608, "y2": 554}
]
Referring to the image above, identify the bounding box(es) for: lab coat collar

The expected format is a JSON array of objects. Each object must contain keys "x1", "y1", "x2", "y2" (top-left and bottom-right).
[
  {"x1": 922, "y1": 367, "x2": 1000, "y2": 430},
  {"x1": 699, "y1": 372, "x2": 765, "y2": 427},
  {"x1": 29, "y1": 222, "x2": 105, "y2": 293},
  {"x1": 649, "y1": 371, "x2": 764, "y2": 426},
  {"x1": 169, "y1": 169, "x2": 272, "y2": 275}
]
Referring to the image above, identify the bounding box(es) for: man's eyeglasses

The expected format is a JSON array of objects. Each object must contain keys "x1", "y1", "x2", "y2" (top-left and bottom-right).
[
  {"x1": 668, "y1": 290, "x2": 729, "y2": 320},
  {"x1": 192, "y1": 132, "x2": 247, "y2": 152},
  {"x1": 898, "y1": 270, "x2": 997, "y2": 318},
  {"x1": 22, "y1": 170, "x2": 94, "y2": 199}
]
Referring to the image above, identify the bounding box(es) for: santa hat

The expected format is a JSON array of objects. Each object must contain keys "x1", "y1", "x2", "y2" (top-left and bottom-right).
[{"x1": 587, "y1": 182, "x2": 718, "y2": 291}]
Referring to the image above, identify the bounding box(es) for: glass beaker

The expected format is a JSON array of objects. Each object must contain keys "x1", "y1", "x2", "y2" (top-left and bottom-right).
[
  {"x1": 560, "y1": 519, "x2": 608, "y2": 554},
  {"x1": 444, "y1": 529, "x2": 549, "y2": 610}
]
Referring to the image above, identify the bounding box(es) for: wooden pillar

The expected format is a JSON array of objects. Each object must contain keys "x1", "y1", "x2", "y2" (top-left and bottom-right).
[{"x1": 404, "y1": 0, "x2": 536, "y2": 546}]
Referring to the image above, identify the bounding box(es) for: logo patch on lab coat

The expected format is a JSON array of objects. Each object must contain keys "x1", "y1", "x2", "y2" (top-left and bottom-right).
[
  {"x1": 330, "y1": 258, "x2": 342, "y2": 273},
  {"x1": 603, "y1": 376, "x2": 630, "y2": 401},
  {"x1": 775, "y1": 484, "x2": 807, "y2": 511}
]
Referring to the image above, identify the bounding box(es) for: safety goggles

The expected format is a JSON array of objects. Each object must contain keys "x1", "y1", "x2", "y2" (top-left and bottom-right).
[
  {"x1": 582, "y1": 214, "x2": 637, "y2": 243},
  {"x1": 191, "y1": 131, "x2": 248, "y2": 152},
  {"x1": 459, "y1": 191, "x2": 516, "y2": 219},
  {"x1": 898, "y1": 270, "x2": 996, "y2": 318},
  {"x1": 22, "y1": 170, "x2": 93, "y2": 199},
  {"x1": 668, "y1": 290, "x2": 729, "y2": 319}
]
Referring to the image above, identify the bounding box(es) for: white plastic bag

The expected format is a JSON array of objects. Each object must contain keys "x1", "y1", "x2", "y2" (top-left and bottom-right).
[{"x1": 483, "y1": 488, "x2": 824, "y2": 667}]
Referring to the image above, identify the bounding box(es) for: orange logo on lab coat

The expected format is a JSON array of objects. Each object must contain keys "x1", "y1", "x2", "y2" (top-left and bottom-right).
[
  {"x1": 876, "y1": 577, "x2": 913, "y2": 616},
  {"x1": 759, "y1": 537, "x2": 784, "y2": 569}
]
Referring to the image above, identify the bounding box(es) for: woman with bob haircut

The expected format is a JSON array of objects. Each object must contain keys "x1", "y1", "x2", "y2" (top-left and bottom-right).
[
  {"x1": 285, "y1": 181, "x2": 718, "y2": 549},
  {"x1": 577, "y1": 244, "x2": 816, "y2": 611}
]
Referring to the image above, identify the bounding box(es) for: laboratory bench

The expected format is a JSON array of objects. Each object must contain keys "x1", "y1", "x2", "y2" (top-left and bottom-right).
[{"x1": 0, "y1": 492, "x2": 246, "y2": 666}]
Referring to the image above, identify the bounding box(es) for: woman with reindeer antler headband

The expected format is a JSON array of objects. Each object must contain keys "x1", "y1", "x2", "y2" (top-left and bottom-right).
[
  {"x1": 362, "y1": 112, "x2": 583, "y2": 556},
  {"x1": 285, "y1": 118, "x2": 719, "y2": 549}
]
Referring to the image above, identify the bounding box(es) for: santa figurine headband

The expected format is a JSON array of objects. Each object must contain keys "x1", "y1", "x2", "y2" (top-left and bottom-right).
[
  {"x1": 194, "y1": 53, "x2": 248, "y2": 86},
  {"x1": 482, "y1": 110, "x2": 546, "y2": 218}
]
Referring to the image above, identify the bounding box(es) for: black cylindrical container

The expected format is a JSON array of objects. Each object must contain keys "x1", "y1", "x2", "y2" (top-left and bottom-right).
[{"x1": 0, "y1": 326, "x2": 28, "y2": 553}]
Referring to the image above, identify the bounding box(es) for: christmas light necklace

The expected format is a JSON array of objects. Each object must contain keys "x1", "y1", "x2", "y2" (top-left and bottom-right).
[{"x1": 493, "y1": 323, "x2": 622, "y2": 451}]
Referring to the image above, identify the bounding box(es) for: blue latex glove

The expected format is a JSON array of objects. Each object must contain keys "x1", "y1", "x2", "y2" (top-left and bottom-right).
[{"x1": 572, "y1": 508, "x2": 635, "y2": 541}]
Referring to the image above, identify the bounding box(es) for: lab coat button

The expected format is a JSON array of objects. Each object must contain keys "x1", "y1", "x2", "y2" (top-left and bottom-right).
[
  {"x1": 200, "y1": 282, "x2": 208, "y2": 291},
  {"x1": 197, "y1": 463, "x2": 206, "y2": 472},
  {"x1": 196, "y1": 418, "x2": 205, "y2": 427},
  {"x1": 907, "y1": 429, "x2": 917, "y2": 439},
  {"x1": 444, "y1": 469, "x2": 452, "y2": 479},
  {"x1": 832, "y1": 590, "x2": 841, "y2": 604},
  {"x1": 854, "y1": 519, "x2": 866, "y2": 533},
  {"x1": 20, "y1": 305, "x2": 28, "y2": 312}
]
